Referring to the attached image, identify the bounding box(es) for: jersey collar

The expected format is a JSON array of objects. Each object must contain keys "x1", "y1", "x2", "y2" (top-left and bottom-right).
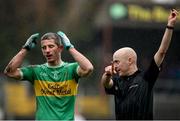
[{"x1": 46, "y1": 61, "x2": 65, "y2": 68}]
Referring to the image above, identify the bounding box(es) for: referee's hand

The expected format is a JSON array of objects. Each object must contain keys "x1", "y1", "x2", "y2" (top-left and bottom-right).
[
  {"x1": 167, "y1": 9, "x2": 179, "y2": 27},
  {"x1": 104, "y1": 62, "x2": 116, "y2": 76}
]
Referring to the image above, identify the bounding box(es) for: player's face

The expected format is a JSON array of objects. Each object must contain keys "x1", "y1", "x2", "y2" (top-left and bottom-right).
[{"x1": 41, "y1": 39, "x2": 63, "y2": 64}]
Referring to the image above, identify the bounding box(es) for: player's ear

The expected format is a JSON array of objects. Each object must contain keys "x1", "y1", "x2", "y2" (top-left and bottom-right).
[{"x1": 58, "y1": 45, "x2": 64, "y2": 51}]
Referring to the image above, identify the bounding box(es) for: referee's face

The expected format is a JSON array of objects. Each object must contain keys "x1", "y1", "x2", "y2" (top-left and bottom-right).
[
  {"x1": 113, "y1": 55, "x2": 130, "y2": 76},
  {"x1": 113, "y1": 47, "x2": 137, "y2": 76}
]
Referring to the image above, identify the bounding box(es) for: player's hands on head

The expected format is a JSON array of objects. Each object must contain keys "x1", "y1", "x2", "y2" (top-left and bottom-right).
[
  {"x1": 23, "y1": 33, "x2": 40, "y2": 51},
  {"x1": 57, "y1": 31, "x2": 74, "y2": 50}
]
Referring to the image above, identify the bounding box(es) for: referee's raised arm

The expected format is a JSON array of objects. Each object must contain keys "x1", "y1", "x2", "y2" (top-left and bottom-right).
[{"x1": 154, "y1": 9, "x2": 179, "y2": 67}]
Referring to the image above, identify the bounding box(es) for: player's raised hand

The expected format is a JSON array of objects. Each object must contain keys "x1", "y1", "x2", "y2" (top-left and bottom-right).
[
  {"x1": 22, "y1": 33, "x2": 39, "y2": 51},
  {"x1": 57, "y1": 31, "x2": 74, "y2": 50}
]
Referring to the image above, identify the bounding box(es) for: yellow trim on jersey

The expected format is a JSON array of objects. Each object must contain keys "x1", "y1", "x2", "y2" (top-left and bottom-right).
[{"x1": 34, "y1": 80, "x2": 78, "y2": 97}]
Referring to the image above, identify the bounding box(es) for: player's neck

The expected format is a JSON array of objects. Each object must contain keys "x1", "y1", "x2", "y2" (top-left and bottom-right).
[{"x1": 48, "y1": 59, "x2": 63, "y2": 67}]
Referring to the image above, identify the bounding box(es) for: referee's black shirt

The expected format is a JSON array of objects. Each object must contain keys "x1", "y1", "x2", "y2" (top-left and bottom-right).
[{"x1": 105, "y1": 59, "x2": 160, "y2": 120}]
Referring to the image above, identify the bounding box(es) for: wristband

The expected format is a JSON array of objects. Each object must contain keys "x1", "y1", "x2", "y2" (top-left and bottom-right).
[{"x1": 166, "y1": 25, "x2": 174, "y2": 30}]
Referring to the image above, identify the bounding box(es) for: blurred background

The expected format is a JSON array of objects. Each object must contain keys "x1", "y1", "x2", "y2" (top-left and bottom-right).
[{"x1": 0, "y1": 0, "x2": 180, "y2": 120}]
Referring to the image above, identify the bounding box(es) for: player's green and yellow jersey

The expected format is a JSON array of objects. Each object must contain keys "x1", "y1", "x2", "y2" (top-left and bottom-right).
[{"x1": 20, "y1": 62, "x2": 80, "y2": 120}]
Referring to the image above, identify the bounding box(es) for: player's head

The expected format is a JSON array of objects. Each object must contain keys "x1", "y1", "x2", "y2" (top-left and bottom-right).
[
  {"x1": 113, "y1": 47, "x2": 137, "y2": 76},
  {"x1": 41, "y1": 32, "x2": 62, "y2": 46},
  {"x1": 40, "y1": 32, "x2": 63, "y2": 65}
]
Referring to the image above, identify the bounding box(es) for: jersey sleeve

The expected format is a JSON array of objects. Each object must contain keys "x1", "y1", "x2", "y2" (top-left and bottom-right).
[
  {"x1": 20, "y1": 65, "x2": 35, "y2": 83},
  {"x1": 143, "y1": 58, "x2": 161, "y2": 88},
  {"x1": 68, "y1": 62, "x2": 80, "y2": 82}
]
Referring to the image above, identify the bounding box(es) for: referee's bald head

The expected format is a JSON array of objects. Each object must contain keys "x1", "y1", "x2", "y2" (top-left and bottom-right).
[{"x1": 113, "y1": 47, "x2": 137, "y2": 65}]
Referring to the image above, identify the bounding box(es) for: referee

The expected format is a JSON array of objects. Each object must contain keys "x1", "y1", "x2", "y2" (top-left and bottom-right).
[{"x1": 101, "y1": 9, "x2": 179, "y2": 120}]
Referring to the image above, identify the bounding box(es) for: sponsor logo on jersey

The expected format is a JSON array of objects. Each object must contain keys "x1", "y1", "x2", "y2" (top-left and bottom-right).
[{"x1": 35, "y1": 80, "x2": 78, "y2": 96}]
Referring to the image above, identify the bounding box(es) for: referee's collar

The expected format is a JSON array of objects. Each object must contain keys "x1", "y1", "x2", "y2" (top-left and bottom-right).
[{"x1": 121, "y1": 70, "x2": 141, "y2": 80}]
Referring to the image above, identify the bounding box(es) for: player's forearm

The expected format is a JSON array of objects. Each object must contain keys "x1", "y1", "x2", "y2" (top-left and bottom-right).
[
  {"x1": 4, "y1": 48, "x2": 28, "y2": 74},
  {"x1": 69, "y1": 48, "x2": 93, "y2": 73}
]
